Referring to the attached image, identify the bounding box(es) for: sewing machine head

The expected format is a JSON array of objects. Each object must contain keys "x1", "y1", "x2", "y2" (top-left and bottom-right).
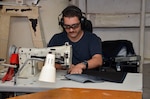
[{"x1": 18, "y1": 43, "x2": 72, "y2": 77}]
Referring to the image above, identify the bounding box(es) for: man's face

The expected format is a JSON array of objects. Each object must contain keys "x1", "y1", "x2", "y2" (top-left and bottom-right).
[{"x1": 63, "y1": 16, "x2": 82, "y2": 40}]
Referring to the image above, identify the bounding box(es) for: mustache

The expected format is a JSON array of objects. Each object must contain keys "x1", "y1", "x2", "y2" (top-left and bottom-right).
[{"x1": 68, "y1": 31, "x2": 75, "y2": 33}]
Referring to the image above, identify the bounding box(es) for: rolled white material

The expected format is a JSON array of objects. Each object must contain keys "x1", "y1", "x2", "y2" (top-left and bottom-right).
[{"x1": 39, "y1": 54, "x2": 56, "y2": 83}]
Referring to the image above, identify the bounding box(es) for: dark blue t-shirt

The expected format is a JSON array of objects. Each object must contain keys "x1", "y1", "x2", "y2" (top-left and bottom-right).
[{"x1": 47, "y1": 31, "x2": 102, "y2": 65}]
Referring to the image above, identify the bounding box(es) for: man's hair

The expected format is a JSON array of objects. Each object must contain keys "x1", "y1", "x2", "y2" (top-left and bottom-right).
[
  {"x1": 62, "y1": 5, "x2": 83, "y2": 20},
  {"x1": 59, "y1": 5, "x2": 91, "y2": 31}
]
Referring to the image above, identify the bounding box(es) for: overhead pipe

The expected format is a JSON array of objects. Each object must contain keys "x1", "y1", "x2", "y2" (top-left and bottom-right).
[{"x1": 139, "y1": 0, "x2": 146, "y2": 72}]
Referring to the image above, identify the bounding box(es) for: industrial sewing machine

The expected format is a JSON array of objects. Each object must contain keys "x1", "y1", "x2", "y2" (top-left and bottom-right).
[
  {"x1": 18, "y1": 42, "x2": 72, "y2": 78},
  {"x1": 0, "y1": 43, "x2": 72, "y2": 82}
]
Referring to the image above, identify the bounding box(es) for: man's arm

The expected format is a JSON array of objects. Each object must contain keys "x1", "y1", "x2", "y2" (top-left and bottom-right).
[
  {"x1": 68, "y1": 54, "x2": 103, "y2": 74},
  {"x1": 86, "y1": 54, "x2": 103, "y2": 69}
]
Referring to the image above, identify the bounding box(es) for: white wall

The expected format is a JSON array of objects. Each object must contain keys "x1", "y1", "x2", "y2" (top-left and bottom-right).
[
  {"x1": 1, "y1": 0, "x2": 150, "y2": 63},
  {"x1": 76, "y1": 0, "x2": 150, "y2": 63}
]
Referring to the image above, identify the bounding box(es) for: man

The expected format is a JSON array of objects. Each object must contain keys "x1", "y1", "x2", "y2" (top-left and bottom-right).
[{"x1": 47, "y1": 5, "x2": 102, "y2": 74}]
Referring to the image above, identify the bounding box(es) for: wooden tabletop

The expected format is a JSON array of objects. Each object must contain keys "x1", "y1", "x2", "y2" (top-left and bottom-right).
[{"x1": 7, "y1": 87, "x2": 142, "y2": 99}]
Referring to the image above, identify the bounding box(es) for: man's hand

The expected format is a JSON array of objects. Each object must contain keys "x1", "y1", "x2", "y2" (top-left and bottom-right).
[
  {"x1": 68, "y1": 63, "x2": 85, "y2": 74},
  {"x1": 55, "y1": 64, "x2": 67, "y2": 70}
]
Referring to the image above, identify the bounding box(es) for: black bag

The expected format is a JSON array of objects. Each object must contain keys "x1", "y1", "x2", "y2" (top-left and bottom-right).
[
  {"x1": 102, "y1": 40, "x2": 135, "y2": 58},
  {"x1": 101, "y1": 40, "x2": 140, "y2": 73}
]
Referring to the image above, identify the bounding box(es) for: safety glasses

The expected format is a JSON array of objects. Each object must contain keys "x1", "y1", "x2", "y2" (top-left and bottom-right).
[{"x1": 63, "y1": 23, "x2": 80, "y2": 29}]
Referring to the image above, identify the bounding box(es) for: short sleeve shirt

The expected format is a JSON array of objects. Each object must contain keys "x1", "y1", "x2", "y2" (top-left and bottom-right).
[{"x1": 47, "y1": 31, "x2": 102, "y2": 65}]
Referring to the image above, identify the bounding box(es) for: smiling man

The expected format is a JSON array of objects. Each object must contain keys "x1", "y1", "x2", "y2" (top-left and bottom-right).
[{"x1": 47, "y1": 5, "x2": 103, "y2": 74}]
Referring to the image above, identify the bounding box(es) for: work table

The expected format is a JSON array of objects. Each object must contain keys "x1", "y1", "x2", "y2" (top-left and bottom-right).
[{"x1": 0, "y1": 70, "x2": 142, "y2": 93}]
